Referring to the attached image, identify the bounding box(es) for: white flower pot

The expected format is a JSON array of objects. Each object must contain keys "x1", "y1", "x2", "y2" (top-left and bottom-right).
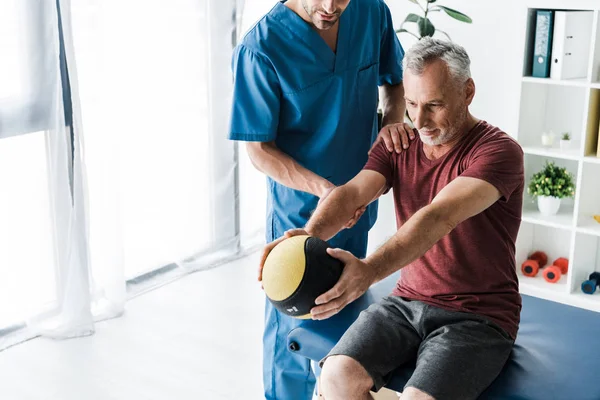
[
  {"x1": 537, "y1": 195, "x2": 561, "y2": 216},
  {"x1": 560, "y1": 139, "x2": 571, "y2": 150}
]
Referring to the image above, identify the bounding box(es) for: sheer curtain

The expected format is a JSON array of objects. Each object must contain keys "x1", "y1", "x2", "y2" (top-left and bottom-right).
[{"x1": 0, "y1": 0, "x2": 239, "y2": 350}]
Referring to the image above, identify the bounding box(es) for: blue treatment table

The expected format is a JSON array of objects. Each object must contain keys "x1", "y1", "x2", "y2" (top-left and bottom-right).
[{"x1": 287, "y1": 276, "x2": 600, "y2": 399}]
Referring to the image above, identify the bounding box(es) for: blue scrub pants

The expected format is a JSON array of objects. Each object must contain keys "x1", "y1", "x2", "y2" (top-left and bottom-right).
[{"x1": 263, "y1": 228, "x2": 369, "y2": 400}]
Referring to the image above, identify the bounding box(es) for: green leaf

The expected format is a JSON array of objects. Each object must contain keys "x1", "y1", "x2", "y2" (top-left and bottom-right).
[
  {"x1": 437, "y1": 6, "x2": 472, "y2": 23},
  {"x1": 427, "y1": 0, "x2": 437, "y2": 3},
  {"x1": 527, "y1": 161, "x2": 575, "y2": 199},
  {"x1": 419, "y1": 17, "x2": 435, "y2": 37},
  {"x1": 406, "y1": 0, "x2": 419, "y2": 3},
  {"x1": 395, "y1": 28, "x2": 420, "y2": 39},
  {"x1": 403, "y1": 13, "x2": 423, "y2": 24}
]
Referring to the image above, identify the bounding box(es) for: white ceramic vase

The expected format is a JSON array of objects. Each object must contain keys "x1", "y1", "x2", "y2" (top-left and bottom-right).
[
  {"x1": 541, "y1": 132, "x2": 555, "y2": 147},
  {"x1": 537, "y1": 195, "x2": 561, "y2": 216},
  {"x1": 560, "y1": 139, "x2": 571, "y2": 150}
]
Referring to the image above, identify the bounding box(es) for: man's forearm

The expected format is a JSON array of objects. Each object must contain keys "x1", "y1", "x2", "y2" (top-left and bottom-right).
[
  {"x1": 305, "y1": 186, "x2": 361, "y2": 241},
  {"x1": 366, "y1": 203, "x2": 456, "y2": 283},
  {"x1": 379, "y1": 83, "x2": 406, "y2": 126},
  {"x1": 246, "y1": 142, "x2": 332, "y2": 198}
]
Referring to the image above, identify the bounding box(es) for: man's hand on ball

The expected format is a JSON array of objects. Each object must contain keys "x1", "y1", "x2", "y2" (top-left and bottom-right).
[
  {"x1": 369, "y1": 122, "x2": 415, "y2": 154},
  {"x1": 258, "y1": 228, "x2": 309, "y2": 282},
  {"x1": 310, "y1": 248, "x2": 376, "y2": 320}
]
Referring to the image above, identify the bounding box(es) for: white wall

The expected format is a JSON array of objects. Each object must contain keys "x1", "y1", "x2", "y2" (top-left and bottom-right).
[{"x1": 237, "y1": 0, "x2": 600, "y2": 253}]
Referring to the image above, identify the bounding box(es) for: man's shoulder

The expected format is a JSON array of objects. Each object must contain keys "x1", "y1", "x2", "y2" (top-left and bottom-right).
[
  {"x1": 471, "y1": 121, "x2": 523, "y2": 155},
  {"x1": 237, "y1": 6, "x2": 283, "y2": 57},
  {"x1": 350, "y1": 0, "x2": 390, "y2": 21}
]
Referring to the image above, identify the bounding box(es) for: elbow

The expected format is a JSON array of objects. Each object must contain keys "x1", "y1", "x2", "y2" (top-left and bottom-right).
[
  {"x1": 246, "y1": 141, "x2": 274, "y2": 171},
  {"x1": 424, "y1": 203, "x2": 459, "y2": 235}
]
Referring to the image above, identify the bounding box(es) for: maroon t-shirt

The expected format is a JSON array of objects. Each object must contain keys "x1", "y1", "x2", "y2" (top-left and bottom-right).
[{"x1": 365, "y1": 120, "x2": 524, "y2": 338}]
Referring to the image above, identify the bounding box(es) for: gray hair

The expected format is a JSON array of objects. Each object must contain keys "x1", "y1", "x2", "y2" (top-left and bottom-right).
[{"x1": 402, "y1": 37, "x2": 471, "y2": 84}]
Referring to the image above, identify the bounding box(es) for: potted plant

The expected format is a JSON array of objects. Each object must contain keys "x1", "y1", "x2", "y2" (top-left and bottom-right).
[
  {"x1": 560, "y1": 132, "x2": 571, "y2": 150},
  {"x1": 396, "y1": 0, "x2": 472, "y2": 40},
  {"x1": 527, "y1": 161, "x2": 575, "y2": 216}
]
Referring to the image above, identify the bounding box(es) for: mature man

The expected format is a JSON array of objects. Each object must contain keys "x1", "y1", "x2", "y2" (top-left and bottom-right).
[
  {"x1": 228, "y1": 0, "x2": 412, "y2": 398},
  {"x1": 264, "y1": 37, "x2": 524, "y2": 400}
]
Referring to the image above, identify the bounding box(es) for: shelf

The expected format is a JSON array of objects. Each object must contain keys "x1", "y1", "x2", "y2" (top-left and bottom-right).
[
  {"x1": 565, "y1": 293, "x2": 600, "y2": 313},
  {"x1": 519, "y1": 273, "x2": 568, "y2": 298},
  {"x1": 592, "y1": 82, "x2": 600, "y2": 89},
  {"x1": 583, "y1": 155, "x2": 600, "y2": 164},
  {"x1": 576, "y1": 216, "x2": 600, "y2": 236},
  {"x1": 522, "y1": 76, "x2": 589, "y2": 87},
  {"x1": 522, "y1": 203, "x2": 575, "y2": 230},
  {"x1": 522, "y1": 145, "x2": 580, "y2": 160}
]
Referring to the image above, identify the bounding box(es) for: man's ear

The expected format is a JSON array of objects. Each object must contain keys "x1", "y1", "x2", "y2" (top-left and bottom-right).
[{"x1": 465, "y1": 78, "x2": 475, "y2": 106}]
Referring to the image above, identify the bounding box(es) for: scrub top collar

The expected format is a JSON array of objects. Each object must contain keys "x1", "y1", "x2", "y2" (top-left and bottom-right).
[{"x1": 271, "y1": 0, "x2": 352, "y2": 73}]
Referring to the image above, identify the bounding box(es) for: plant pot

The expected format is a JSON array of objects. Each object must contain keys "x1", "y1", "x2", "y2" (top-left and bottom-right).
[
  {"x1": 560, "y1": 139, "x2": 571, "y2": 150},
  {"x1": 537, "y1": 195, "x2": 561, "y2": 216}
]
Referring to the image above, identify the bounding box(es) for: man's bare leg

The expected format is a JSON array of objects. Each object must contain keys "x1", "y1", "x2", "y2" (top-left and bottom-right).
[
  {"x1": 319, "y1": 355, "x2": 375, "y2": 400},
  {"x1": 400, "y1": 387, "x2": 436, "y2": 400}
]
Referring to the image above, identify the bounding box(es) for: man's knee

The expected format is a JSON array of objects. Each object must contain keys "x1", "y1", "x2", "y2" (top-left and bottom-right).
[
  {"x1": 320, "y1": 355, "x2": 373, "y2": 398},
  {"x1": 400, "y1": 387, "x2": 436, "y2": 400}
]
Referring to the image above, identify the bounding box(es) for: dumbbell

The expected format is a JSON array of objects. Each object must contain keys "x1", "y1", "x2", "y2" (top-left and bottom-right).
[
  {"x1": 581, "y1": 272, "x2": 600, "y2": 294},
  {"x1": 543, "y1": 257, "x2": 569, "y2": 283},
  {"x1": 521, "y1": 251, "x2": 548, "y2": 277}
]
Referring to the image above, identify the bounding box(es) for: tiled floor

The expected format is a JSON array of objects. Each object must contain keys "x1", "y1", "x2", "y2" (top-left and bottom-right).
[{"x1": 0, "y1": 252, "x2": 265, "y2": 400}]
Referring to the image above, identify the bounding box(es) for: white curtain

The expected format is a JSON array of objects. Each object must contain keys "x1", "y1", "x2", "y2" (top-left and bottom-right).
[{"x1": 0, "y1": 0, "x2": 239, "y2": 350}]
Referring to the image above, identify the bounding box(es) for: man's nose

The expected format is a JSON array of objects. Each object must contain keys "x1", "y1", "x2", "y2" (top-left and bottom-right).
[
  {"x1": 412, "y1": 109, "x2": 426, "y2": 130},
  {"x1": 322, "y1": 0, "x2": 335, "y2": 13}
]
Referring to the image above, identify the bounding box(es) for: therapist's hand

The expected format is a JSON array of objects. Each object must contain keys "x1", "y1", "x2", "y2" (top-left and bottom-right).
[
  {"x1": 310, "y1": 248, "x2": 376, "y2": 320},
  {"x1": 369, "y1": 122, "x2": 415, "y2": 154},
  {"x1": 258, "y1": 228, "x2": 309, "y2": 282}
]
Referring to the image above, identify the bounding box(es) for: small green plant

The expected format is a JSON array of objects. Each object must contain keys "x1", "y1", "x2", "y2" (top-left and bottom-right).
[
  {"x1": 561, "y1": 132, "x2": 571, "y2": 141},
  {"x1": 397, "y1": 0, "x2": 472, "y2": 40},
  {"x1": 527, "y1": 161, "x2": 575, "y2": 199}
]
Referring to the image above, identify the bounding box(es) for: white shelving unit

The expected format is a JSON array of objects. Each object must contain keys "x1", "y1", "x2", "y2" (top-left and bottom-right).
[{"x1": 516, "y1": 6, "x2": 600, "y2": 312}]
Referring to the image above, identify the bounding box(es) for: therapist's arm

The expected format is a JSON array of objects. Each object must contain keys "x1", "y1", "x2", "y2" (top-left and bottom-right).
[
  {"x1": 380, "y1": 82, "x2": 406, "y2": 126},
  {"x1": 305, "y1": 170, "x2": 387, "y2": 241},
  {"x1": 246, "y1": 141, "x2": 334, "y2": 199},
  {"x1": 371, "y1": 83, "x2": 414, "y2": 154}
]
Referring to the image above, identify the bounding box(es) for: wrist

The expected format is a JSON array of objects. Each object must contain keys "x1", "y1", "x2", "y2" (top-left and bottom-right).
[
  {"x1": 363, "y1": 257, "x2": 381, "y2": 284},
  {"x1": 381, "y1": 112, "x2": 404, "y2": 127}
]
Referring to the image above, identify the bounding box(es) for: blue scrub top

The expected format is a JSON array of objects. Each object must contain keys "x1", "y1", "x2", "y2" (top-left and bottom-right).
[{"x1": 229, "y1": 0, "x2": 404, "y2": 240}]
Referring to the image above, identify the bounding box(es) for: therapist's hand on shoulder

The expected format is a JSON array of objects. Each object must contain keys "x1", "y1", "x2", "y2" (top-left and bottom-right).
[
  {"x1": 258, "y1": 228, "x2": 309, "y2": 282},
  {"x1": 310, "y1": 248, "x2": 377, "y2": 320},
  {"x1": 370, "y1": 122, "x2": 415, "y2": 154}
]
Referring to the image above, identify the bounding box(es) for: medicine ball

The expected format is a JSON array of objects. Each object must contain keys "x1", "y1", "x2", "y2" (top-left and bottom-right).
[{"x1": 262, "y1": 235, "x2": 344, "y2": 319}]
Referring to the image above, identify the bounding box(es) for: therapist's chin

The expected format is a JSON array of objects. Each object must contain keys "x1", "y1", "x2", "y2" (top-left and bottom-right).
[{"x1": 313, "y1": 16, "x2": 339, "y2": 30}]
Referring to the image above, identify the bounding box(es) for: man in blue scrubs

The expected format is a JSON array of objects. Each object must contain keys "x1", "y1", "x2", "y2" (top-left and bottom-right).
[{"x1": 229, "y1": 1, "x2": 407, "y2": 398}]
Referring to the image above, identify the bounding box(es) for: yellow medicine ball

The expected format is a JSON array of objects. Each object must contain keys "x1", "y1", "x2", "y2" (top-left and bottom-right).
[{"x1": 262, "y1": 235, "x2": 344, "y2": 318}]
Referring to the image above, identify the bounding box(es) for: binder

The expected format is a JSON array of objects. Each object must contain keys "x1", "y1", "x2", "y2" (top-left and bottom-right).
[
  {"x1": 596, "y1": 122, "x2": 600, "y2": 158},
  {"x1": 550, "y1": 11, "x2": 594, "y2": 80},
  {"x1": 585, "y1": 90, "x2": 600, "y2": 157},
  {"x1": 531, "y1": 10, "x2": 554, "y2": 78}
]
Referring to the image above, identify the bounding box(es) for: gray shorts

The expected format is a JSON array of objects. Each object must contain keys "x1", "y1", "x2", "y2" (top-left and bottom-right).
[{"x1": 320, "y1": 296, "x2": 514, "y2": 400}]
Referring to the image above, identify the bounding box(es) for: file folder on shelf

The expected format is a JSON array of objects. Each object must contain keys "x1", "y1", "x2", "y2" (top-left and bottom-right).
[
  {"x1": 550, "y1": 11, "x2": 594, "y2": 80},
  {"x1": 532, "y1": 10, "x2": 554, "y2": 78}
]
